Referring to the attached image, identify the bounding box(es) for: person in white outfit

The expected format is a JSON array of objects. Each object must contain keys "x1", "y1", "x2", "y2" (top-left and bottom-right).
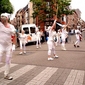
[
  {"x1": 0, "y1": 13, "x2": 16, "y2": 80},
  {"x1": 74, "y1": 27, "x2": 81, "y2": 47},
  {"x1": 56, "y1": 29, "x2": 61, "y2": 45},
  {"x1": 61, "y1": 27, "x2": 68, "y2": 50},
  {"x1": 57, "y1": 23, "x2": 68, "y2": 50},
  {"x1": 47, "y1": 19, "x2": 59, "y2": 61},
  {"x1": 19, "y1": 30, "x2": 27, "y2": 54},
  {"x1": 36, "y1": 28, "x2": 42, "y2": 48}
]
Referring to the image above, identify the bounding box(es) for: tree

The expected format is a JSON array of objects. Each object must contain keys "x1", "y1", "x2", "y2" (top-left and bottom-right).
[
  {"x1": 30, "y1": 0, "x2": 57, "y2": 22},
  {"x1": 30, "y1": 0, "x2": 74, "y2": 21},
  {"x1": 56, "y1": 0, "x2": 74, "y2": 18},
  {"x1": 0, "y1": 0, "x2": 14, "y2": 14}
]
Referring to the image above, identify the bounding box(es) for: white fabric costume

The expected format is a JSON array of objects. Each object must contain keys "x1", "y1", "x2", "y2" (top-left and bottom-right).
[
  {"x1": 47, "y1": 26, "x2": 56, "y2": 56},
  {"x1": 19, "y1": 33, "x2": 27, "y2": 52},
  {"x1": 61, "y1": 28, "x2": 68, "y2": 50},
  {"x1": 57, "y1": 23, "x2": 68, "y2": 50},
  {"x1": 56, "y1": 30, "x2": 61, "y2": 44},
  {"x1": 74, "y1": 29, "x2": 81, "y2": 46},
  {"x1": 36, "y1": 30, "x2": 41, "y2": 48},
  {"x1": 0, "y1": 22, "x2": 16, "y2": 76}
]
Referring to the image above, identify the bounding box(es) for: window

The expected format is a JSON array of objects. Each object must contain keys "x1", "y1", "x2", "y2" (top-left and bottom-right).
[
  {"x1": 30, "y1": 27, "x2": 35, "y2": 33},
  {"x1": 23, "y1": 27, "x2": 29, "y2": 34}
]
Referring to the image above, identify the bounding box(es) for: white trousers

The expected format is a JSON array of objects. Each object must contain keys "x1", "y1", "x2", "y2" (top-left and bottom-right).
[
  {"x1": 47, "y1": 41, "x2": 56, "y2": 55},
  {"x1": 75, "y1": 39, "x2": 80, "y2": 45},
  {"x1": 0, "y1": 44, "x2": 12, "y2": 76},
  {"x1": 75, "y1": 35, "x2": 80, "y2": 46},
  {"x1": 36, "y1": 37, "x2": 41, "y2": 47},
  {"x1": 19, "y1": 40, "x2": 26, "y2": 51}
]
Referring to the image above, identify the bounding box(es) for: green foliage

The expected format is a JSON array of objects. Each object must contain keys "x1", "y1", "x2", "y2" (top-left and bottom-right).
[
  {"x1": 0, "y1": 0, "x2": 14, "y2": 14},
  {"x1": 56, "y1": 0, "x2": 73, "y2": 18},
  {"x1": 30, "y1": 0, "x2": 73, "y2": 21}
]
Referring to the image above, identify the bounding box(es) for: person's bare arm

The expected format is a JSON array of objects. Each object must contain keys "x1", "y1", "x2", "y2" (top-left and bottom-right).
[{"x1": 51, "y1": 18, "x2": 57, "y2": 30}]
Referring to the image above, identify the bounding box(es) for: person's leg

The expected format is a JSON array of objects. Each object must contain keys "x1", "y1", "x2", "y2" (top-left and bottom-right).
[
  {"x1": 36, "y1": 38, "x2": 39, "y2": 48},
  {"x1": 76, "y1": 39, "x2": 80, "y2": 47},
  {"x1": 52, "y1": 43, "x2": 58, "y2": 58},
  {"x1": 61, "y1": 37, "x2": 66, "y2": 50},
  {"x1": 0, "y1": 44, "x2": 3, "y2": 64},
  {"x1": 23, "y1": 42, "x2": 26, "y2": 53},
  {"x1": 47, "y1": 41, "x2": 53, "y2": 60},
  {"x1": 19, "y1": 40, "x2": 23, "y2": 54},
  {"x1": 0, "y1": 51, "x2": 3, "y2": 64},
  {"x1": 4, "y1": 47, "x2": 13, "y2": 80},
  {"x1": 39, "y1": 37, "x2": 41, "y2": 47},
  {"x1": 74, "y1": 39, "x2": 79, "y2": 47}
]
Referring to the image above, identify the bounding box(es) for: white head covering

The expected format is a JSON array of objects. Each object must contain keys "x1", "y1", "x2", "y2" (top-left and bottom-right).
[{"x1": 1, "y1": 13, "x2": 10, "y2": 19}]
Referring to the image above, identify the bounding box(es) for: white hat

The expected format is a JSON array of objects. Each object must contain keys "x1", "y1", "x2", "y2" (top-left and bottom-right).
[{"x1": 1, "y1": 13, "x2": 10, "y2": 19}]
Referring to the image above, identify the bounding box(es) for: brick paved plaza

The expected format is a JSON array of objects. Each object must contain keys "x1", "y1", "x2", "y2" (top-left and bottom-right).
[{"x1": 0, "y1": 33, "x2": 85, "y2": 85}]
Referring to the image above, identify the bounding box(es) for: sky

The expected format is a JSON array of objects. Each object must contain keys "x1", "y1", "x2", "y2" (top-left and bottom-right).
[
  {"x1": 10, "y1": 0, "x2": 85, "y2": 21},
  {"x1": 10, "y1": 0, "x2": 30, "y2": 20},
  {"x1": 71, "y1": 0, "x2": 85, "y2": 21}
]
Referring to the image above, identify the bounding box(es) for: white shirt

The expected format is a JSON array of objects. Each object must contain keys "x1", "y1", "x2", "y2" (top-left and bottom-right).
[
  {"x1": 0, "y1": 22, "x2": 16, "y2": 45},
  {"x1": 75, "y1": 29, "x2": 81, "y2": 39},
  {"x1": 36, "y1": 31, "x2": 41, "y2": 38},
  {"x1": 19, "y1": 33, "x2": 27, "y2": 42},
  {"x1": 48, "y1": 27, "x2": 56, "y2": 41},
  {"x1": 61, "y1": 28, "x2": 68, "y2": 39}
]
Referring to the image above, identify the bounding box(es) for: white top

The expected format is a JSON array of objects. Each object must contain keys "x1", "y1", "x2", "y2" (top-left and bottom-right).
[
  {"x1": 19, "y1": 33, "x2": 27, "y2": 42},
  {"x1": 36, "y1": 31, "x2": 41, "y2": 38},
  {"x1": 75, "y1": 29, "x2": 81, "y2": 39},
  {"x1": 47, "y1": 27, "x2": 56, "y2": 41},
  {"x1": 0, "y1": 22, "x2": 16, "y2": 45},
  {"x1": 61, "y1": 28, "x2": 68, "y2": 39}
]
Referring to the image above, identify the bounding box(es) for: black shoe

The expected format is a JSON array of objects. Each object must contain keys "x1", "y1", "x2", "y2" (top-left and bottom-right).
[
  {"x1": 77, "y1": 45, "x2": 80, "y2": 47},
  {"x1": 74, "y1": 45, "x2": 76, "y2": 47}
]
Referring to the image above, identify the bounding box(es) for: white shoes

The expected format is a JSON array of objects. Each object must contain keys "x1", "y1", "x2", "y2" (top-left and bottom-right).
[
  {"x1": 36, "y1": 46, "x2": 41, "y2": 49},
  {"x1": 4, "y1": 75, "x2": 13, "y2": 80},
  {"x1": 54, "y1": 55, "x2": 59, "y2": 58},
  {"x1": 48, "y1": 55, "x2": 59, "y2": 61},
  {"x1": 62, "y1": 48, "x2": 66, "y2": 51},
  {"x1": 19, "y1": 52, "x2": 23, "y2": 55},
  {"x1": 36, "y1": 46, "x2": 39, "y2": 49},
  {"x1": 23, "y1": 51, "x2": 26, "y2": 54},
  {"x1": 48, "y1": 57, "x2": 54, "y2": 61}
]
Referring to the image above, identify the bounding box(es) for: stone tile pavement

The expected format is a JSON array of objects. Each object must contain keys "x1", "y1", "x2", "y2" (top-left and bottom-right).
[
  {"x1": 0, "y1": 63, "x2": 85, "y2": 85},
  {"x1": 0, "y1": 33, "x2": 85, "y2": 85}
]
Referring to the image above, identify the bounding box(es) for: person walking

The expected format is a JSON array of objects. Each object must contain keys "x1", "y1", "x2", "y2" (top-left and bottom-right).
[
  {"x1": 47, "y1": 19, "x2": 59, "y2": 61},
  {"x1": 0, "y1": 13, "x2": 16, "y2": 80},
  {"x1": 19, "y1": 30, "x2": 28, "y2": 54},
  {"x1": 57, "y1": 23, "x2": 68, "y2": 50},
  {"x1": 36, "y1": 28, "x2": 42, "y2": 48},
  {"x1": 61, "y1": 26, "x2": 68, "y2": 50},
  {"x1": 56, "y1": 29, "x2": 62, "y2": 45},
  {"x1": 74, "y1": 27, "x2": 81, "y2": 47}
]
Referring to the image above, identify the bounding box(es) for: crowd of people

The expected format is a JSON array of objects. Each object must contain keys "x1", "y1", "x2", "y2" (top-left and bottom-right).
[{"x1": 0, "y1": 13, "x2": 82, "y2": 80}]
